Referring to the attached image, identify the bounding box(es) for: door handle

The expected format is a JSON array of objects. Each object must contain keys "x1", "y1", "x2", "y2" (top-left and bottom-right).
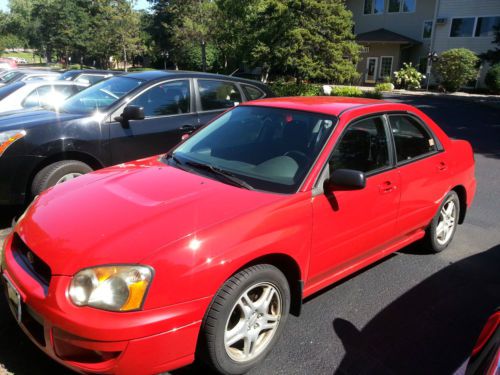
[
  {"x1": 378, "y1": 181, "x2": 396, "y2": 194},
  {"x1": 437, "y1": 161, "x2": 448, "y2": 171},
  {"x1": 180, "y1": 125, "x2": 196, "y2": 133}
]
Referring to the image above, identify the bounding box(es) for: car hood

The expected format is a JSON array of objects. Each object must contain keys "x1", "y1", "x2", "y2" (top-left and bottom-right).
[
  {"x1": 0, "y1": 109, "x2": 84, "y2": 130},
  {"x1": 16, "y1": 157, "x2": 285, "y2": 275}
]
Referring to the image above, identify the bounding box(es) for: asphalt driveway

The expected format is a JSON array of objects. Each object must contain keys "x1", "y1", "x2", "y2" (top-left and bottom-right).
[{"x1": 0, "y1": 94, "x2": 499, "y2": 375}]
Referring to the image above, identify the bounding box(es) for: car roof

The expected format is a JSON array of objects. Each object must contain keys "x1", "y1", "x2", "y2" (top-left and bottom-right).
[
  {"x1": 243, "y1": 96, "x2": 395, "y2": 116},
  {"x1": 123, "y1": 70, "x2": 269, "y2": 87},
  {"x1": 22, "y1": 80, "x2": 86, "y2": 87},
  {"x1": 14, "y1": 69, "x2": 60, "y2": 75}
]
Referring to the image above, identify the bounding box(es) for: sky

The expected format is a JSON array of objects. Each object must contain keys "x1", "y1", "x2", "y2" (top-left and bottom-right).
[{"x1": 0, "y1": 0, "x2": 151, "y2": 13}]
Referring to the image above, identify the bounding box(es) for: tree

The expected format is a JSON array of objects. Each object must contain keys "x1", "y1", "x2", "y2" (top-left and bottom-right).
[
  {"x1": 434, "y1": 48, "x2": 479, "y2": 92},
  {"x1": 216, "y1": 0, "x2": 360, "y2": 83}
]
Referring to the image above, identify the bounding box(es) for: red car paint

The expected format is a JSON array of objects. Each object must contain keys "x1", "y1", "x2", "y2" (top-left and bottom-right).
[{"x1": 1, "y1": 97, "x2": 476, "y2": 374}]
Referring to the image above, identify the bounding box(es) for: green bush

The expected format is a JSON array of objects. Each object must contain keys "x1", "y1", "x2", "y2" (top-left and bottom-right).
[
  {"x1": 485, "y1": 64, "x2": 500, "y2": 94},
  {"x1": 270, "y1": 80, "x2": 322, "y2": 96},
  {"x1": 434, "y1": 48, "x2": 479, "y2": 92},
  {"x1": 363, "y1": 90, "x2": 383, "y2": 99},
  {"x1": 127, "y1": 67, "x2": 156, "y2": 72},
  {"x1": 330, "y1": 86, "x2": 363, "y2": 97},
  {"x1": 375, "y1": 83, "x2": 393, "y2": 92},
  {"x1": 393, "y1": 63, "x2": 424, "y2": 90}
]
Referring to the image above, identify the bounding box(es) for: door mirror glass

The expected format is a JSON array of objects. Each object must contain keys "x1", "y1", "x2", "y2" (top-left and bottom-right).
[
  {"x1": 122, "y1": 105, "x2": 145, "y2": 121},
  {"x1": 327, "y1": 169, "x2": 366, "y2": 190}
]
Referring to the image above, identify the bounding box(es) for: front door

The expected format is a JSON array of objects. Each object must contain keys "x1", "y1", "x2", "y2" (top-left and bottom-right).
[
  {"x1": 308, "y1": 115, "x2": 400, "y2": 288},
  {"x1": 109, "y1": 79, "x2": 198, "y2": 164},
  {"x1": 365, "y1": 57, "x2": 378, "y2": 83}
]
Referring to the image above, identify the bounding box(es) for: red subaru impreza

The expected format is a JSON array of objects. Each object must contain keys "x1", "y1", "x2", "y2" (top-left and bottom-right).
[{"x1": 1, "y1": 97, "x2": 476, "y2": 374}]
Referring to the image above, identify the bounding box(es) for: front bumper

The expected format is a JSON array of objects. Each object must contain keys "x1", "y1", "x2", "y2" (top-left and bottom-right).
[{"x1": 1, "y1": 233, "x2": 211, "y2": 374}]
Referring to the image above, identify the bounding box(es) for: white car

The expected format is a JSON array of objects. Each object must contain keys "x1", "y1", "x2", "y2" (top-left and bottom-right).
[
  {"x1": 0, "y1": 69, "x2": 61, "y2": 87},
  {"x1": 0, "y1": 80, "x2": 87, "y2": 113}
]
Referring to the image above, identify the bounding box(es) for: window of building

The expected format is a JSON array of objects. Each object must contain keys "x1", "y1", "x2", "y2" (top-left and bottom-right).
[
  {"x1": 423, "y1": 20, "x2": 433, "y2": 39},
  {"x1": 450, "y1": 18, "x2": 475, "y2": 37},
  {"x1": 388, "y1": 115, "x2": 437, "y2": 162},
  {"x1": 418, "y1": 57, "x2": 428, "y2": 74},
  {"x1": 330, "y1": 116, "x2": 390, "y2": 173},
  {"x1": 388, "y1": 0, "x2": 415, "y2": 13},
  {"x1": 379, "y1": 56, "x2": 393, "y2": 78},
  {"x1": 475, "y1": 16, "x2": 500, "y2": 37},
  {"x1": 364, "y1": 0, "x2": 385, "y2": 15}
]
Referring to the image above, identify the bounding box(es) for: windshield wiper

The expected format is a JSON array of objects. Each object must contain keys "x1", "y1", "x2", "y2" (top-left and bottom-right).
[{"x1": 184, "y1": 160, "x2": 254, "y2": 190}]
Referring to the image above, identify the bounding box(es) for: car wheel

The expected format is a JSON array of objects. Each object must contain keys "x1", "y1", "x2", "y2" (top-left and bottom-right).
[
  {"x1": 200, "y1": 264, "x2": 290, "y2": 375},
  {"x1": 31, "y1": 160, "x2": 92, "y2": 197},
  {"x1": 425, "y1": 190, "x2": 460, "y2": 253}
]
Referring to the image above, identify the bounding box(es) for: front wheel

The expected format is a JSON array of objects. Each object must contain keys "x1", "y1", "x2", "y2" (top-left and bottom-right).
[
  {"x1": 31, "y1": 160, "x2": 93, "y2": 197},
  {"x1": 425, "y1": 190, "x2": 460, "y2": 253},
  {"x1": 200, "y1": 264, "x2": 290, "y2": 375}
]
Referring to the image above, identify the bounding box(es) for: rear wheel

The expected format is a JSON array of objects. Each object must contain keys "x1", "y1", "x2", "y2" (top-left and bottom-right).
[
  {"x1": 200, "y1": 264, "x2": 290, "y2": 375},
  {"x1": 31, "y1": 160, "x2": 92, "y2": 197},
  {"x1": 425, "y1": 191, "x2": 460, "y2": 253}
]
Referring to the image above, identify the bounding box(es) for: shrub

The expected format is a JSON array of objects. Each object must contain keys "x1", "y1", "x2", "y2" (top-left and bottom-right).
[
  {"x1": 270, "y1": 80, "x2": 322, "y2": 96},
  {"x1": 330, "y1": 86, "x2": 363, "y2": 97},
  {"x1": 393, "y1": 63, "x2": 424, "y2": 90},
  {"x1": 434, "y1": 48, "x2": 479, "y2": 92},
  {"x1": 485, "y1": 64, "x2": 500, "y2": 94},
  {"x1": 375, "y1": 83, "x2": 393, "y2": 92},
  {"x1": 363, "y1": 90, "x2": 383, "y2": 99},
  {"x1": 127, "y1": 67, "x2": 156, "y2": 72}
]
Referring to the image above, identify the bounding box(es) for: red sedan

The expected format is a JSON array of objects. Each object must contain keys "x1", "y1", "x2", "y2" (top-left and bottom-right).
[{"x1": 1, "y1": 97, "x2": 476, "y2": 374}]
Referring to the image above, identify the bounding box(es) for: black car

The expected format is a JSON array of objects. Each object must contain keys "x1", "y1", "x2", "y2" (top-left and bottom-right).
[
  {"x1": 59, "y1": 69, "x2": 124, "y2": 85},
  {"x1": 0, "y1": 70, "x2": 273, "y2": 204}
]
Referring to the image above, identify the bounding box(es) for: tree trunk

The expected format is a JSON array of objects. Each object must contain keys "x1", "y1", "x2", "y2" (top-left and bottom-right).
[
  {"x1": 123, "y1": 43, "x2": 128, "y2": 72},
  {"x1": 201, "y1": 40, "x2": 207, "y2": 72}
]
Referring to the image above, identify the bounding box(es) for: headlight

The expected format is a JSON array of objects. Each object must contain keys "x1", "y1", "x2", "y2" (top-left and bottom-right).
[
  {"x1": 69, "y1": 265, "x2": 153, "y2": 311},
  {"x1": 0, "y1": 130, "x2": 26, "y2": 157}
]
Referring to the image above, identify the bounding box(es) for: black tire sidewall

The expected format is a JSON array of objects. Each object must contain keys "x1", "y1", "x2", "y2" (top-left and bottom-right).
[
  {"x1": 428, "y1": 191, "x2": 460, "y2": 252},
  {"x1": 203, "y1": 265, "x2": 291, "y2": 375},
  {"x1": 32, "y1": 160, "x2": 92, "y2": 196}
]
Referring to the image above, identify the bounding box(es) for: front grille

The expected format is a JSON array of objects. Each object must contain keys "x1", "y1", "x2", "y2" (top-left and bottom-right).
[{"x1": 11, "y1": 234, "x2": 52, "y2": 286}]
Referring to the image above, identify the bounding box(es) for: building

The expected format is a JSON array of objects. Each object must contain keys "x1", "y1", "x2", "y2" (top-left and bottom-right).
[{"x1": 346, "y1": 0, "x2": 500, "y2": 87}]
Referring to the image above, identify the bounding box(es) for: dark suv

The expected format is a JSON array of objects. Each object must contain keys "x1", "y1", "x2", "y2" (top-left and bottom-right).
[{"x1": 0, "y1": 70, "x2": 273, "y2": 204}]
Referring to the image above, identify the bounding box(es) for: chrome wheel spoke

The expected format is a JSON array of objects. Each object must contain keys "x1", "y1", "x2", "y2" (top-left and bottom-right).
[{"x1": 435, "y1": 198, "x2": 457, "y2": 245}]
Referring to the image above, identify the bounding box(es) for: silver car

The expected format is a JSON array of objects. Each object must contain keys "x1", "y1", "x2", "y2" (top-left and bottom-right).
[
  {"x1": 0, "y1": 80, "x2": 87, "y2": 113},
  {"x1": 0, "y1": 69, "x2": 61, "y2": 87}
]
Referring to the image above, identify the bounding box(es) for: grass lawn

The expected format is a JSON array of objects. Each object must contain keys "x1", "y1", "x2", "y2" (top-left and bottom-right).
[{"x1": 0, "y1": 51, "x2": 41, "y2": 64}]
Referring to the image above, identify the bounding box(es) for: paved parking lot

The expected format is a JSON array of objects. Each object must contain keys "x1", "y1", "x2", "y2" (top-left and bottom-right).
[{"x1": 0, "y1": 94, "x2": 499, "y2": 375}]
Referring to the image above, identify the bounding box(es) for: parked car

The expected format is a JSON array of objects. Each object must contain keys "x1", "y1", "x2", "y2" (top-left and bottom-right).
[
  {"x1": 7, "y1": 57, "x2": 28, "y2": 64},
  {"x1": 0, "y1": 69, "x2": 60, "y2": 87},
  {"x1": 0, "y1": 80, "x2": 87, "y2": 113},
  {"x1": 0, "y1": 70, "x2": 273, "y2": 204},
  {"x1": 1, "y1": 97, "x2": 476, "y2": 375},
  {"x1": 0, "y1": 58, "x2": 17, "y2": 70},
  {"x1": 59, "y1": 69, "x2": 124, "y2": 85}
]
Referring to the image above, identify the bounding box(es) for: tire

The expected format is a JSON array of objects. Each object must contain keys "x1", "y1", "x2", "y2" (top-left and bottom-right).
[
  {"x1": 425, "y1": 190, "x2": 460, "y2": 253},
  {"x1": 31, "y1": 160, "x2": 93, "y2": 197},
  {"x1": 200, "y1": 264, "x2": 291, "y2": 375}
]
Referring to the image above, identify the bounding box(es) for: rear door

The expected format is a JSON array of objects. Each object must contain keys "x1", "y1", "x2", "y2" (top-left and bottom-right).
[
  {"x1": 195, "y1": 79, "x2": 243, "y2": 128},
  {"x1": 387, "y1": 113, "x2": 449, "y2": 236},
  {"x1": 108, "y1": 79, "x2": 198, "y2": 164}
]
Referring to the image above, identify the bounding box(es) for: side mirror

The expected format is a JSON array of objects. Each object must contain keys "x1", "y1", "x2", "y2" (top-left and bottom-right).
[
  {"x1": 122, "y1": 105, "x2": 145, "y2": 121},
  {"x1": 326, "y1": 169, "x2": 366, "y2": 191},
  {"x1": 114, "y1": 105, "x2": 145, "y2": 125}
]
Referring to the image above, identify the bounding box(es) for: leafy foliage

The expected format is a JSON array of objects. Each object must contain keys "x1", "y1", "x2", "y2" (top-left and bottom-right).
[
  {"x1": 434, "y1": 48, "x2": 479, "y2": 92},
  {"x1": 270, "y1": 80, "x2": 322, "y2": 96},
  {"x1": 485, "y1": 64, "x2": 500, "y2": 94},
  {"x1": 393, "y1": 63, "x2": 424, "y2": 90},
  {"x1": 375, "y1": 83, "x2": 393, "y2": 92}
]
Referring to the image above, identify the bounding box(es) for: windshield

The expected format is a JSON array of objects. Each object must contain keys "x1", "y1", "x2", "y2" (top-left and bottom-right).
[
  {"x1": 0, "y1": 71, "x2": 22, "y2": 83},
  {"x1": 171, "y1": 106, "x2": 337, "y2": 194},
  {"x1": 59, "y1": 76, "x2": 145, "y2": 114}
]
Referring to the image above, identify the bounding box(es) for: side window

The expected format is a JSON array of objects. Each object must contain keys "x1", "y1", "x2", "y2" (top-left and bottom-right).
[
  {"x1": 75, "y1": 74, "x2": 106, "y2": 85},
  {"x1": 242, "y1": 84, "x2": 265, "y2": 101},
  {"x1": 53, "y1": 85, "x2": 79, "y2": 99},
  {"x1": 330, "y1": 116, "x2": 389, "y2": 173},
  {"x1": 130, "y1": 80, "x2": 190, "y2": 117},
  {"x1": 388, "y1": 115, "x2": 437, "y2": 162},
  {"x1": 23, "y1": 86, "x2": 52, "y2": 108},
  {"x1": 198, "y1": 80, "x2": 242, "y2": 111}
]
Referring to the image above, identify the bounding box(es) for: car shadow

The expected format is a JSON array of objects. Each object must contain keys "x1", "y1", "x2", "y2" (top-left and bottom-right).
[
  {"x1": 384, "y1": 94, "x2": 500, "y2": 159},
  {"x1": 332, "y1": 244, "x2": 500, "y2": 375}
]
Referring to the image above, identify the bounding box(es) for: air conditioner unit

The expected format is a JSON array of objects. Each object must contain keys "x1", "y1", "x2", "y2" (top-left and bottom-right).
[{"x1": 436, "y1": 17, "x2": 448, "y2": 25}]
